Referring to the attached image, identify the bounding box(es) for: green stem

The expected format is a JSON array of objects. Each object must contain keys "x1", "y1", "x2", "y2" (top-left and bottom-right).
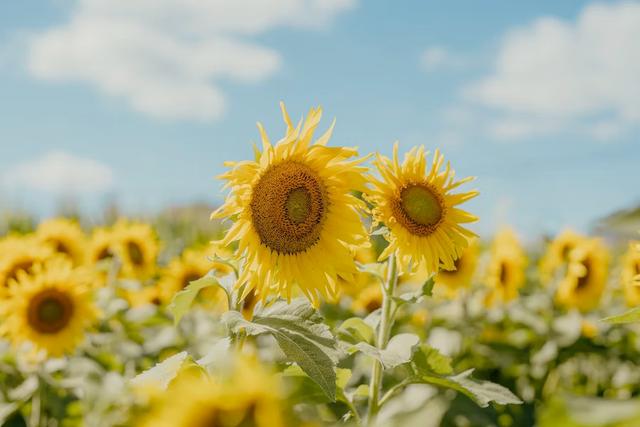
[
  {"x1": 30, "y1": 376, "x2": 41, "y2": 427},
  {"x1": 366, "y1": 253, "x2": 399, "y2": 425},
  {"x1": 344, "y1": 396, "x2": 362, "y2": 426}
]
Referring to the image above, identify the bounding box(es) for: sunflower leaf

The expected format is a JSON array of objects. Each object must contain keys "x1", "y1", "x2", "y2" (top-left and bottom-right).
[
  {"x1": 168, "y1": 272, "x2": 233, "y2": 326},
  {"x1": 353, "y1": 333, "x2": 420, "y2": 368},
  {"x1": 602, "y1": 307, "x2": 640, "y2": 324},
  {"x1": 395, "y1": 277, "x2": 435, "y2": 305},
  {"x1": 130, "y1": 351, "x2": 189, "y2": 390}
]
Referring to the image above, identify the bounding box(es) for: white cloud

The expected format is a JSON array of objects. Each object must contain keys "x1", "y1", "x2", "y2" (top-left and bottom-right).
[
  {"x1": 420, "y1": 46, "x2": 465, "y2": 72},
  {"x1": 465, "y1": 1, "x2": 640, "y2": 140},
  {"x1": 3, "y1": 151, "x2": 114, "y2": 194},
  {"x1": 26, "y1": 0, "x2": 356, "y2": 121}
]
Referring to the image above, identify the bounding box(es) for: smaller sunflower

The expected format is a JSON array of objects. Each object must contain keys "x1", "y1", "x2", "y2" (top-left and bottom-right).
[
  {"x1": 539, "y1": 229, "x2": 585, "y2": 283},
  {"x1": 36, "y1": 218, "x2": 87, "y2": 266},
  {"x1": 0, "y1": 258, "x2": 98, "y2": 357},
  {"x1": 157, "y1": 248, "x2": 232, "y2": 307},
  {"x1": 0, "y1": 235, "x2": 55, "y2": 291},
  {"x1": 484, "y1": 228, "x2": 527, "y2": 306},
  {"x1": 434, "y1": 240, "x2": 479, "y2": 297},
  {"x1": 351, "y1": 284, "x2": 383, "y2": 314},
  {"x1": 137, "y1": 356, "x2": 287, "y2": 427},
  {"x1": 368, "y1": 143, "x2": 478, "y2": 274},
  {"x1": 88, "y1": 226, "x2": 119, "y2": 266},
  {"x1": 112, "y1": 220, "x2": 159, "y2": 280},
  {"x1": 620, "y1": 242, "x2": 640, "y2": 306},
  {"x1": 556, "y1": 238, "x2": 609, "y2": 312}
]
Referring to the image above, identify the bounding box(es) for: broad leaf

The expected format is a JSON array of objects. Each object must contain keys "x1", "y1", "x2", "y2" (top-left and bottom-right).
[
  {"x1": 169, "y1": 271, "x2": 234, "y2": 325},
  {"x1": 338, "y1": 317, "x2": 375, "y2": 344},
  {"x1": 354, "y1": 333, "x2": 420, "y2": 369},
  {"x1": 412, "y1": 345, "x2": 453, "y2": 376},
  {"x1": 395, "y1": 277, "x2": 435, "y2": 305},
  {"x1": 131, "y1": 351, "x2": 189, "y2": 390}
]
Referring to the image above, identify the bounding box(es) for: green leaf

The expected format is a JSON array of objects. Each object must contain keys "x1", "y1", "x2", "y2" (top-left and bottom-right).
[
  {"x1": 602, "y1": 307, "x2": 640, "y2": 324},
  {"x1": 168, "y1": 272, "x2": 234, "y2": 325},
  {"x1": 418, "y1": 369, "x2": 522, "y2": 408},
  {"x1": 354, "y1": 333, "x2": 420, "y2": 369},
  {"x1": 395, "y1": 277, "x2": 435, "y2": 305},
  {"x1": 131, "y1": 351, "x2": 189, "y2": 390},
  {"x1": 412, "y1": 345, "x2": 453, "y2": 376},
  {"x1": 223, "y1": 298, "x2": 341, "y2": 401},
  {"x1": 338, "y1": 317, "x2": 375, "y2": 344}
]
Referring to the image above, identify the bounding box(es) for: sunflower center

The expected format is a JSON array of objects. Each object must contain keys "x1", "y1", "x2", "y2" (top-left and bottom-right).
[
  {"x1": 27, "y1": 289, "x2": 74, "y2": 334},
  {"x1": 127, "y1": 241, "x2": 144, "y2": 266},
  {"x1": 635, "y1": 261, "x2": 640, "y2": 276},
  {"x1": 498, "y1": 262, "x2": 510, "y2": 287},
  {"x1": 53, "y1": 240, "x2": 71, "y2": 255},
  {"x1": 392, "y1": 184, "x2": 445, "y2": 236},
  {"x1": 250, "y1": 161, "x2": 327, "y2": 254},
  {"x1": 439, "y1": 256, "x2": 462, "y2": 276},
  {"x1": 576, "y1": 258, "x2": 592, "y2": 291},
  {"x1": 96, "y1": 246, "x2": 113, "y2": 261},
  {"x1": 182, "y1": 271, "x2": 202, "y2": 289}
]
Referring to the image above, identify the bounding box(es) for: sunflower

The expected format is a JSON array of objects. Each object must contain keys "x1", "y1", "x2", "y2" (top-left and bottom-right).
[
  {"x1": 88, "y1": 226, "x2": 119, "y2": 266},
  {"x1": 622, "y1": 242, "x2": 640, "y2": 306},
  {"x1": 368, "y1": 143, "x2": 478, "y2": 275},
  {"x1": 0, "y1": 235, "x2": 55, "y2": 291},
  {"x1": 0, "y1": 258, "x2": 98, "y2": 357},
  {"x1": 484, "y1": 228, "x2": 527, "y2": 306},
  {"x1": 137, "y1": 356, "x2": 287, "y2": 427},
  {"x1": 556, "y1": 238, "x2": 609, "y2": 312},
  {"x1": 157, "y1": 248, "x2": 232, "y2": 307},
  {"x1": 212, "y1": 103, "x2": 369, "y2": 305},
  {"x1": 112, "y1": 220, "x2": 159, "y2": 280},
  {"x1": 351, "y1": 284, "x2": 384, "y2": 314},
  {"x1": 434, "y1": 240, "x2": 479, "y2": 297},
  {"x1": 36, "y1": 218, "x2": 87, "y2": 266},
  {"x1": 539, "y1": 229, "x2": 585, "y2": 283}
]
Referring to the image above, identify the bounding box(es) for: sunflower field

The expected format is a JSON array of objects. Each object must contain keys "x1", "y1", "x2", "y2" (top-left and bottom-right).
[{"x1": 1, "y1": 104, "x2": 640, "y2": 427}]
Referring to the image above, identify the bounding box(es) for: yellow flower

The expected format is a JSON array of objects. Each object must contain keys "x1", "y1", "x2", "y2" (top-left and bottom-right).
[
  {"x1": 87, "y1": 226, "x2": 119, "y2": 266},
  {"x1": 484, "y1": 228, "x2": 527, "y2": 306},
  {"x1": 112, "y1": 219, "x2": 160, "y2": 280},
  {"x1": 157, "y1": 248, "x2": 232, "y2": 307},
  {"x1": 539, "y1": 229, "x2": 585, "y2": 283},
  {"x1": 556, "y1": 238, "x2": 609, "y2": 312},
  {"x1": 368, "y1": 143, "x2": 478, "y2": 274},
  {"x1": 351, "y1": 284, "x2": 383, "y2": 314},
  {"x1": 434, "y1": 240, "x2": 479, "y2": 297},
  {"x1": 36, "y1": 218, "x2": 87, "y2": 266},
  {"x1": 0, "y1": 258, "x2": 98, "y2": 357},
  {"x1": 0, "y1": 235, "x2": 55, "y2": 291},
  {"x1": 581, "y1": 319, "x2": 598, "y2": 339},
  {"x1": 137, "y1": 356, "x2": 287, "y2": 427},
  {"x1": 622, "y1": 241, "x2": 640, "y2": 306},
  {"x1": 212, "y1": 103, "x2": 369, "y2": 305}
]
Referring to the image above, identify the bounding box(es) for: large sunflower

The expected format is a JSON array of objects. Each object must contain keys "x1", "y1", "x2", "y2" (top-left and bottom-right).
[
  {"x1": 0, "y1": 235, "x2": 54, "y2": 291},
  {"x1": 212, "y1": 103, "x2": 369, "y2": 305},
  {"x1": 157, "y1": 248, "x2": 232, "y2": 307},
  {"x1": 36, "y1": 218, "x2": 87, "y2": 266},
  {"x1": 556, "y1": 238, "x2": 609, "y2": 312},
  {"x1": 539, "y1": 229, "x2": 585, "y2": 283},
  {"x1": 484, "y1": 228, "x2": 527, "y2": 306},
  {"x1": 368, "y1": 143, "x2": 478, "y2": 274},
  {"x1": 622, "y1": 242, "x2": 640, "y2": 306},
  {"x1": 137, "y1": 356, "x2": 287, "y2": 427},
  {"x1": 434, "y1": 239, "x2": 479, "y2": 297},
  {"x1": 112, "y1": 220, "x2": 159, "y2": 280},
  {"x1": 0, "y1": 258, "x2": 98, "y2": 357}
]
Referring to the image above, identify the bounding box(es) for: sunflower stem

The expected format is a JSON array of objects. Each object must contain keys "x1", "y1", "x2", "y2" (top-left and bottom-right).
[
  {"x1": 366, "y1": 253, "x2": 398, "y2": 425},
  {"x1": 30, "y1": 375, "x2": 42, "y2": 427}
]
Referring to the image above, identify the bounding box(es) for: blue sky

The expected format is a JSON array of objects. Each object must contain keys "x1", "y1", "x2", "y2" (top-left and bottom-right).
[{"x1": 0, "y1": 0, "x2": 638, "y2": 237}]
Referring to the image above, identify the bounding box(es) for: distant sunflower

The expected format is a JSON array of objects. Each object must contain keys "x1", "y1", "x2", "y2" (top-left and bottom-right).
[
  {"x1": 351, "y1": 284, "x2": 383, "y2": 314},
  {"x1": 622, "y1": 242, "x2": 640, "y2": 306},
  {"x1": 484, "y1": 229, "x2": 527, "y2": 306},
  {"x1": 88, "y1": 226, "x2": 119, "y2": 266},
  {"x1": 112, "y1": 220, "x2": 159, "y2": 280},
  {"x1": 539, "y1": 230, "x2": 585, "y2": 283},
  {"x1": 368, "y1": 143, "x2": 478, "y2": 274},
  {"x1": 556, "y1": 238, "x2": 609, "y2": 312},
  {"x1": 435, "y1": 240, "x2": 479, "y2": 297},
  {"x1": 36, "y1": 218, "x2": 87, "y2": 266},
  {"x1": 0, "y1": 235, "x2": 54, "y2": 291},
  {"x1": 0, "y1": 258, "x2": 98, "y2": 357},
  {"x1": 157, "y1": 248, "x2": 232, "y2": 307},
  {"x1": 212, "y1": 103, "x2": 369, "y2": 305},
  {"x1": 137, "y1": 356, "x2": 286, "y2": 427}
]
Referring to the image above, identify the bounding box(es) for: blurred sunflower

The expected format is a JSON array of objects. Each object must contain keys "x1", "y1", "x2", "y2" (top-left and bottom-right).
[
  {"x1": 157, "y1": 248, "x2": 232, "y2": 307},
  {"x1": 137, "y1": 356, "x2": 287, "y2": 427},
  {"x1": 368, "y1": 143, "x2": 478, "y2": 274},
  {"x1": 212, "y1": 103, "x2": 369, "y2": 305},
  {"x1": 621, "y1": 242, "x2": 640, "y2": 306},
  {"x1": 0, "y1": 258, "x2": 98, "y2": 357},
  {"x1": 36, "y1": 218, "x2": 87, "y2": 266},
  {"x1": 0, "y1": 235, "x2": 54, "y2": 290},
  {"x1": 434, "y1": 240, "x2": 479, "y2": 297},
  {"x1": 351, "y1": 284, "x2": 383, "y2": 314},
  {"x1": 539, "y1": 229, "x2": 585, "y2": 283},
  {"x1": 484, "y1": 228, "x2": 527, "y2": 306},
  {"x1": 113, "y1": 220, "x2": 159, "y2": 280},
  {"x1": 556, "y1": 238, "x2": 609, "y2": 312},
  {"x1": 87, "y1": 226, "x2": 119, "y2": 265}
]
